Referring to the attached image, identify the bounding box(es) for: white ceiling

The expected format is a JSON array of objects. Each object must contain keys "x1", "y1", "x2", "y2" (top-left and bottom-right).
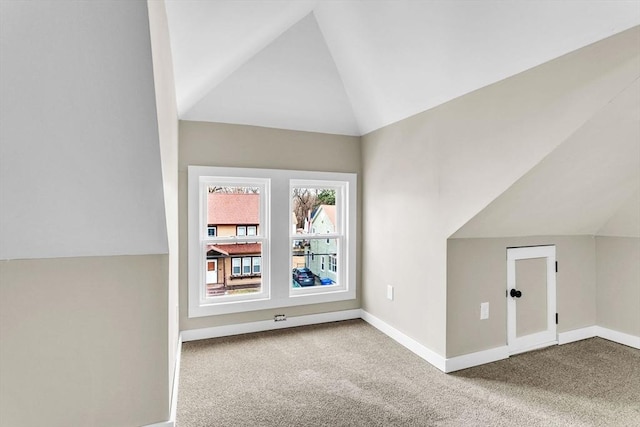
[{"x1": 165, "y1": 0, "x2": 640, "y2": 136}]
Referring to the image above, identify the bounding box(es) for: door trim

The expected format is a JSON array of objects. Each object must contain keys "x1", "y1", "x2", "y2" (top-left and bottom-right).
[{"x1": 507, "y1": 245, "x2": 557, "y2": 355}]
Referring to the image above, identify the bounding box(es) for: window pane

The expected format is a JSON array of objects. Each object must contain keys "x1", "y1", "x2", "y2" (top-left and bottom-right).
[
  {"x1": 242, "y1": 257, "x2": 251, "y2": 274},
  {"x1": 205, "y1": 243, "x2": 262, "y2": 298},
  {"x1": 291, "y1": 187, "x2": 338, "y2": 236},
  {"x1": 292, "y1": 238, "x2": 338, "y2": 288},
  {"x1": 206, "y1": 186, "x2": 260, "y2": 237}
]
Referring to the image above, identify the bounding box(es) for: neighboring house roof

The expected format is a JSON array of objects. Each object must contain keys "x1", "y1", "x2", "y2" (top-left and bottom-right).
[
  {"x1": 208, "y1": 193, "x2": 259, "y2": 225},
  {"x1": 312, "y1": 205, "x2": 336, "y2": 227},
  {"x1": 207, "y1": 243, "x2": 262, "y2": 256}
]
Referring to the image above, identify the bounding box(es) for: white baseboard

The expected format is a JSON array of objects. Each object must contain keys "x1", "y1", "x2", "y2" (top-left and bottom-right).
[
  {"x1": 557, "y1": 325, "x2": 639, "y2": 349},
  {"x1": 360, "y1": 310, "x2": 447, "y2": 372},
  {"x1": 181, "y1": 309, "x2": 362, "y2": 342},
  {"x1": 558, "y1": 326, "x2": 597, "y2": 345},
  {"x1": 445, "y1": 346, "x2": 509, "y2": 373},
  {"x1": 595, "y1": 326, "x2": 640, "y2": 349}
]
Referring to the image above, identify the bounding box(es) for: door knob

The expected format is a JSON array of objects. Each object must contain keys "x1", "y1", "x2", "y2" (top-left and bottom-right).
[{"x1": 510, "y1": 288, "x2": 522, "y2": 298}]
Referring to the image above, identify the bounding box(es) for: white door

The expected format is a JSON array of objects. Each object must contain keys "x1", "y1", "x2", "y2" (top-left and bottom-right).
[
  {"x1": 206, "y1": 260, "x2": 218, "y2": 284},
  {"x1": 507, "y1": 246, "x2": 557, "y2": 355}
]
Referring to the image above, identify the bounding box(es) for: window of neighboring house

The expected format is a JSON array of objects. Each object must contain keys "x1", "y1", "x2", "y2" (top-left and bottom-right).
[
  {"x1": 189, "y1": 166, "x2": 356, "y2": 317},
  {"x1": 230, "y1": 256, "x2": 261, "y2": 276},
  {"x1": 232, "y1": 258, "x2": 241, "y2": 275}
]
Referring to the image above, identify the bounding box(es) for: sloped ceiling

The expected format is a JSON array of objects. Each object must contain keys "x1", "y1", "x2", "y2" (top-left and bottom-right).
[
  {"x1": 165, "y1": 0, "x2": 640, "y2": 136},
  {"x1": 452, "y1": 76, "x2": 640, "y2": 238}
]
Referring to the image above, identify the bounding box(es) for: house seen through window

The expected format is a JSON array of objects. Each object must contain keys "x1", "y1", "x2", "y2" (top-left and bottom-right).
[{"x1": 205, "y1": 187, "x2": 263, "y2": 298}]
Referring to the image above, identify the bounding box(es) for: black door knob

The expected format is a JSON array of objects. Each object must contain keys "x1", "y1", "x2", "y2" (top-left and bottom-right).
[{"x1": 510, "y1": 288, "x2": 522, "y2": 298}]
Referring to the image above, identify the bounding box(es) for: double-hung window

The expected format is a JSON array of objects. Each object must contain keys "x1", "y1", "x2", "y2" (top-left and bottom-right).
[{"x1": 189, "y1": 166, "x2": 356, "y2": 317}]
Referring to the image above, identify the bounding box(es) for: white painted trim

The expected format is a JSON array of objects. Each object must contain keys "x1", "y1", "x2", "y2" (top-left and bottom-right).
[
  {"x1": 595, "y1": 326, "x2": 640, "y2": 349},
  {"x1": 360, "y1": 310, "x2": 447, "y2": 372},
  {"x1": 181, "y1": 309, "x2": 362, "y2": 342},
  {"x1": 188, "y1": 166, "x2": 357, "y2": 318},
  {"x1": 506, "y1": 245, "x2": 557, "y2": 355},
  {"x1": 558, "y1": 326, "x2": 597, "y2": 344},
  {"x1": 143, "y1": 334, "x2": 182, "y2": 427},
  {"x1": 444, "y1": 346, "x2": 509, "y2": 373},
  {"x1": 508, "y1": 339, "x2": 557, "y2": 356}
]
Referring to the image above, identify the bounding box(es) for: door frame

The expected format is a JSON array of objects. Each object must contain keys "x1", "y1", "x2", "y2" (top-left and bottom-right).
[{"x1": 507, "y1": 245, "x2": 557, "y2": 355}]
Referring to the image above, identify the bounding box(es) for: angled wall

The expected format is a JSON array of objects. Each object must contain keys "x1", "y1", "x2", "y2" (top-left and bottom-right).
[
  {"x1": 148, "y1": 0, "x2": 181, "y2": 406},
  {"x1": 362, "y1": 27, "x2": 639, "y2": 357},
  {"x1": 0, "y1": 2, "x2": 170, "y2": 425}
]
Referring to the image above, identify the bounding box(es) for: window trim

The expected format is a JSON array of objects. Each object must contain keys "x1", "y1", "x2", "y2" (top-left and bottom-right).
[{"x1": 188, "y1": 166, "x2": 356, "y2": 318}]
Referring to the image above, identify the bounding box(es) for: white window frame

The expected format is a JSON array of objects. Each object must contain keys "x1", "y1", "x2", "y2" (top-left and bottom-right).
[
  {"x1": 189, "y1": 166, "x2": 356, "y2": 317},
  {"x1": 289, "y1": 179, "x2": 353, "y2": 297}
]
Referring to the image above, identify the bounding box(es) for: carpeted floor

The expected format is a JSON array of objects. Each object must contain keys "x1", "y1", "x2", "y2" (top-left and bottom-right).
[{"x1": 177, "y1": 319, "x2": 640, "y2": 426}]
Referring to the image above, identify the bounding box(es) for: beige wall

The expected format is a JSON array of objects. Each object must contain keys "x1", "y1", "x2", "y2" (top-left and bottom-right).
[
  {"x1": 179, "y1": 120, "x2": 361, "y2": 331},
  {"x1": 359, "y1": 29, "x2": 635, "y2": 357},
  {"x1": 0, "y1": 255, "x2": 169, "y2": 427},
  {"x1": 446, "y1": 236, "x2": 596, "y2": 358},
  {"x1": 596, "y1": 236, "x2": 640, "y2": 336}
]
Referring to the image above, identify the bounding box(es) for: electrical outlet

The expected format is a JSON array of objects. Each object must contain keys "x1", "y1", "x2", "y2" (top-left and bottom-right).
[
  {"x1": 480, "y1": 302, "x2": 489, "y2": 320},
  {"x1": 274, "y1": 314, "x2": 287, "y2": 322},
  {"x1": 387, "y1": 285, "x2": 394, "y2": 301}
]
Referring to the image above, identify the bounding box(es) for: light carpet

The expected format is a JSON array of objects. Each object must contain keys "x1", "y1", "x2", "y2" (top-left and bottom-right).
[{"x1": 177, "y1": 319, "x2": 640, "y2": 426}]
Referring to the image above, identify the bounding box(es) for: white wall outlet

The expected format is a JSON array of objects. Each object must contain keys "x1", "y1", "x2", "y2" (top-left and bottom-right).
[
  {"x1": 387, "y1": 285, "x2": 394, "y2": 301},
  {"x1": 480, "y1": 302, "x2": 489, "y2": 320}
]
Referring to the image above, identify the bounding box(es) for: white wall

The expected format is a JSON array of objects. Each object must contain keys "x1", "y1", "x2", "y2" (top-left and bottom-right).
[
  {"x1": 0, "y1": 0, "x2": 168, "y2": 260},
  {"x1": 148, "y1": 0, "x2": 181, "y2": 407}
]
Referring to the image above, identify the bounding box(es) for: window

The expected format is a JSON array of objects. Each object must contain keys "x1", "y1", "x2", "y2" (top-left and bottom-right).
[
  {"x1": 232, "y1": 258, "x2": 241, "y2": 275},
  {"x1": 290, "y1": 180, "x2": 349, "y2": 294},
  {"x1": 189, "y1": 166, "x2": 356, "y2": 317},
  {"x1": 230, "y1": 256, "x2": 261, "y2": 276}
]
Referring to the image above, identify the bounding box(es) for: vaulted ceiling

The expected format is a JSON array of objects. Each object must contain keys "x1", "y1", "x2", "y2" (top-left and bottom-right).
[{"x1": 165, "y1": 0, "x2": 640, "y2": 136}]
